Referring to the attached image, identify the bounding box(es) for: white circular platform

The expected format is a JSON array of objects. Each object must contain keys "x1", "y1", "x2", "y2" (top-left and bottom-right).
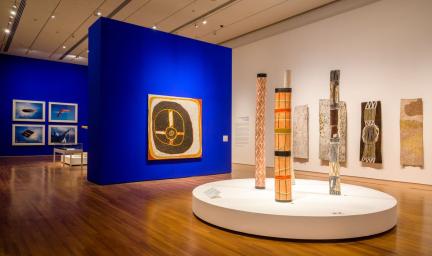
[{"x1": 192, "y1": 178, "x2": 397, "y2": 240}]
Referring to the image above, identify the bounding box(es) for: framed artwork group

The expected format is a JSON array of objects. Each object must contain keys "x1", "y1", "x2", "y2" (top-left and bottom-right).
[{"x1": 11, "y1": 99, "x2": 78, "y2": 146}]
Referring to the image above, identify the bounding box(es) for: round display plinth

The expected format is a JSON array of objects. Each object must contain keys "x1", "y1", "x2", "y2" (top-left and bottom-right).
[{"x1": 192, "y1": 179, "x2": 397, "y2": 240}]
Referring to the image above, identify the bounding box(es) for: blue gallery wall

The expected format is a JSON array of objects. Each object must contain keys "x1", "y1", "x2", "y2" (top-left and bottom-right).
[
  {"x1": 88, "y1": 18, "x2": 232, "y2": 184},
  {"x1": 0, "y1": 54, "x2": 88, "y2": 156}
]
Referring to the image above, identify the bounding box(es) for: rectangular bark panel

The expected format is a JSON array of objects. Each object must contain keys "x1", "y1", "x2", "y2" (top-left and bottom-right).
[
  {"x1": 293, "y1": 105, "x2": 308, "y2": 159},
  {"x1": 360, "y1": 101, "x2": 382, "y2": 164},
  {"x1": 319, "y1": 100, "x2": 347, "y2": 162},
  {"x1": 400, "y1": 98, "x2": 423, "y2": 167}
]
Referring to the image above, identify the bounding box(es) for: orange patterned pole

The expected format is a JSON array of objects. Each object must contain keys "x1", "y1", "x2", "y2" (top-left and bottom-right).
[
  {"x1": 274, "y1": 74, "x2": 292, "y2": 202},
  {"x1": 255, "y1": 73, "x2": 267, "y2": 189}
]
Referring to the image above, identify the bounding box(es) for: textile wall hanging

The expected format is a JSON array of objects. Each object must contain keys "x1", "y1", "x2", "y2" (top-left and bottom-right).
[
  {"x1": 400, "y1": 98, "x2": 423, "y2": 167},
  {"x1": 360, "y1": 101, "x2": 382, "y2": 164}
]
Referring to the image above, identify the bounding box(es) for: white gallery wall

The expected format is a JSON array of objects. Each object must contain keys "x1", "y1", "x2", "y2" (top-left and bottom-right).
[{"x1": 232, "y1": 0, "x2": 432, "y2": 185}]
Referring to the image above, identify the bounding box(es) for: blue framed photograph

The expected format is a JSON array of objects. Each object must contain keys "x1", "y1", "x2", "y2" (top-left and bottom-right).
[
  {"x1": 12, "y1": 100, "x2": 45, "y2": 122},
  {"x1": 49, "y1": 102, "x2": 78, "y2": 123},
  {"x1": 12, "y1": 124, "x2": 45, "y2": 146},
  {"x1": 48, "y1": 125, "x2": 78, "y2": 145}
]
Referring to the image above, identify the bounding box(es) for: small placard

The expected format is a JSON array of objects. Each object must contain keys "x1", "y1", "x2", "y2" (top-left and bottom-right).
[
  {"x1": 223, "y1": 135, "x2": 229, "y2": 142},
  {"x1": 204, "y1": 187, "x2": 221, "y2": 199}
]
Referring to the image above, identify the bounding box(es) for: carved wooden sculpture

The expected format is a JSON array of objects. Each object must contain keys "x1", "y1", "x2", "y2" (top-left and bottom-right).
[
  {"x1": 329, "y1": 70, "x2": 341, "y2": 195},
  {"x1": 274, "y1": 71, "x2": 292, "y2": 201},
  {"x1": 255, "y1": 73, "x2": 266, "y2": 189}
]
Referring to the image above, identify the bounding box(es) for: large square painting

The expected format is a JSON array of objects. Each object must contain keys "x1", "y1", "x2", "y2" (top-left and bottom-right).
[
  {"x1": 12, "y1": 100, "x2": 45, "y2": 122},
  {"x1": 48, "y1": 125, "x2": 78, "y2": 145},
  {"x1": 49, "y1": 102, "x2": 78, "y2": 123},
  {"x1": 148, "y1": 94, "x2": 202, "y2": 160},
  {"x1": 12, "y1": 124, "x2": 45, "y2": 146}
]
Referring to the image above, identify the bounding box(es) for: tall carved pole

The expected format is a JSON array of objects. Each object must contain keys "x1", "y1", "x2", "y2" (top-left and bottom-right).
[
  {"x1": 255, "y1": 73, "x2": 266, "y2": 189},
  {"x1": 274, "y1": 71, "x2": 292, "y2": 202},
  {"x1": 329, "y1": 70, "x2": 341, "y2": 195}
]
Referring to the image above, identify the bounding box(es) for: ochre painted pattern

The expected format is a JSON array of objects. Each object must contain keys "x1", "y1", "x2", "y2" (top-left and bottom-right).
[
  {"x1": 255, "y1": 75, "x2": 266, "y2": 188},
  {"x1": 274, "y1": 89, "x2": 292, "y2": 202}
]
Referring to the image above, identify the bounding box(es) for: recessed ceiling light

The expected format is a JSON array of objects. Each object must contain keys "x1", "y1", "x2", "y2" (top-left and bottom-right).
[
  {"x1": 152, "y1": 25, "x2": 157, "y2": 30},
  {"x1": 51, "y1": 15, "x2": 55, "y2": 19},
  {"x1": 202, "y1": 20, "x2": 207, "y2": 25},
  {"x1": 62, "y1": 45, "x2": 66, "y2": 49},
  {"x1": 9, "y1": 15, "x2": 14, "y2": 19},
  {"x1": 12, "y1": 4, "x2": 17, "y2": 9},
  {"x1": 4, "y1": 28, "x2": 11, "y2": 34},
  {"x1": 10, "y1": 10, "x2": 16, "y2": 16},
  {"x1": 95, "y1": 10, "x2": 102, "y2": 16}
]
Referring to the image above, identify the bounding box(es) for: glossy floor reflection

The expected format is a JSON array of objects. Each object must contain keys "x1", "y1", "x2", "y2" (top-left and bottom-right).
[{"x1": 0, "y1": 157, "x2": 431, "y2": 255}]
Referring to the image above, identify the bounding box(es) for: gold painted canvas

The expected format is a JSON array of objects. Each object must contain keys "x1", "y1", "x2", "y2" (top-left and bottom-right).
[
  {"x1": 400, "y1": 98, "x2": 423, "y2": 167},
  {"x1": 148, "y1": 95, "x2": 202, "y2": 160}
]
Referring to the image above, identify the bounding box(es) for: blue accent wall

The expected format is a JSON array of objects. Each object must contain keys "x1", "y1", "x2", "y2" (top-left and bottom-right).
[
  {"x1": 0, "y1": 54, "x2": 88, "y2": 156},
  {"x1": 88, "y1": 18, "x2": 232, "y2": 184}
]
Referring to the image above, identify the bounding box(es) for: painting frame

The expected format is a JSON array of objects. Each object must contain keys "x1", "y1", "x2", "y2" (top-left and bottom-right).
[
  {"x1": 48, "y1": 102, "x2": 78, "y2": 123},
  {"x1": 12, "y1": 99, "x2": 45, "y2": 122},
  {"x1": 48, "y1": 125, "x2": 78, "y2": 145},
  {"x1": 12, "y1": 124, "x2": 45, "y2": 146},
  {"x1": 148, "y1": 94, "x2": 202, "y2": 160}
]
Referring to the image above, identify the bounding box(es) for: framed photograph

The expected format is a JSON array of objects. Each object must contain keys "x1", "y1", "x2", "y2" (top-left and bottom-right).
[
  {"x1": 48, "y1": 125, "x2": 78, "y2": 145},
  {"x1": 12, "y1": 100, "x2": 45, "y2": 122},
  {"x1": 49, "y1": 102, "x2": 78, "y2": 123},
  {"x1": 148, "y1": 94, "x2": 202, "y2": 160},
  {"x1": 12, "y1": 124, "x2": 45, "y2": 146}
]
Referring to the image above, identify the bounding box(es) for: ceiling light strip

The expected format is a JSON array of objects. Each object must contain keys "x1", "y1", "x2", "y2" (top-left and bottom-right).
[
  {"x1": 198, "y1": 0, "x2": 288, "y2": 41},
  {"x1": 153, "y1": 0, "x2": 197, "y2": 28},
  {"x1": 59, "y1": 0, "x2": 132, "y2": 60},
  {"x1": 49, "y1": 0, "x2": 107, "y2": 58},
  {"x1": 170, "y1": 0, "x2": 239, "y2": 34},
  {"x1": 122, "y1": 0, "x2": 152, "y2": 21},
  {"x1": 3, "y1": 0, "x2": 26, "y2": 52},
  {"x1": 25, "y1": 0, "x2": 62, "y2": 55}
]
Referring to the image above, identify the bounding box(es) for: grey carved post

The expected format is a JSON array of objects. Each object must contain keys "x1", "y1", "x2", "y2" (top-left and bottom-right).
[{"x1": 329, "y1": 70, "x2": 341, "y2": 195}]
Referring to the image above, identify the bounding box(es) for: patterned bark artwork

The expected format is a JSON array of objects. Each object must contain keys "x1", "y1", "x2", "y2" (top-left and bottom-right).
[
  {"x1": 319, "y1": 100, "x2": 347, "y2": 162},
  {"x1": 293, "y1": 105, "x2": 308, "y2": 159},
  {"x1": 360, "y1": 101, "x2": 382, "y2": 164},
  {"x1": 274, "y1": 88, "x2": 292, "y2": 202},
  {"x1": 255, "y1": 73, "x2": 267, "y2": 189},
  {"x1": 328, "y1": 70, "x2": 341, "y2": 195},
  {"x1": 400, "y1": 98, "x2": 423, "y2": 167}
]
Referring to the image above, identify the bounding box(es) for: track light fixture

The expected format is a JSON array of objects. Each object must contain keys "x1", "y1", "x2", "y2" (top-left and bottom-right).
[
  {"x1": 4, "y1": 28, "x2": 11, "y2": 34},
  {"x1": 152, "y1": 25, "x2": 157, "y2": 30},
  {"x1": 10, "y1": 10, "x2": 16, "y2": 16}
]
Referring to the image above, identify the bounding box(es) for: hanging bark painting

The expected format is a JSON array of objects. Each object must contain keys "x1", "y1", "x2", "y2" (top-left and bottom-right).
[
  {"x1": 148, "y1": 95, "x2": 202, "y2": 160},
  {"x1": 255, "y1": 73, "x2": 267, "y2": 189},
  {"x1": 360, "y1": 101, "x2": 382, "y2": 164},
  {"x1": 319, "y1": 100, "x2": 347, "y2": 162},
  {"x1": 274, "y1": 84, "x2": 292, "y2": 202},
  {"x1": 328, "y1": 70, "x2": 341, "y2": 195},
  {"x1": 400, "y1": 98, "x2": 423, "y2": 167},
  {"x1": 293, "y1": 105, "x2": 308, "y2": 159}
]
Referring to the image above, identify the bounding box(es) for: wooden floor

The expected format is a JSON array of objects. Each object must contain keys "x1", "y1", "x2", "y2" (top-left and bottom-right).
[{"x1": 0, "y1": 157, "x2": 431, "y2": 256}]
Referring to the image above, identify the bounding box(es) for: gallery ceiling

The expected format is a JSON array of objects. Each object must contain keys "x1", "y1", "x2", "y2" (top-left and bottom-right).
[{"x1": 0, "y1": 0, "x2": 335, "y2": 65}]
